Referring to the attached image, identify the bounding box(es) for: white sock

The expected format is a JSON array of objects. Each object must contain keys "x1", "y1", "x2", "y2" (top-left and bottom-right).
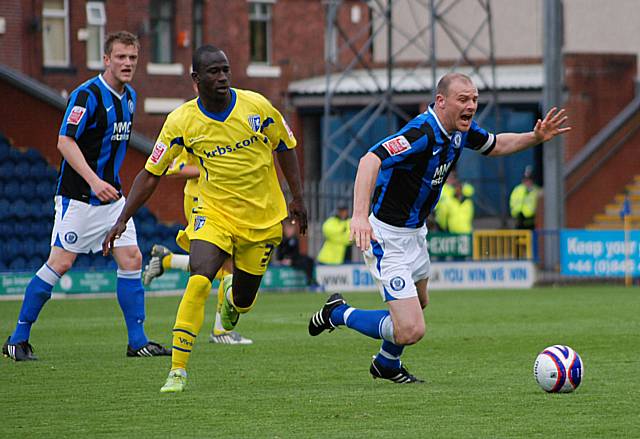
[
  {"x1": 213, "y1": 312, "x2": 226, "y2": 333},
  {"x1": 170, "y1": 254, "x2": 190, "y2": 271}
]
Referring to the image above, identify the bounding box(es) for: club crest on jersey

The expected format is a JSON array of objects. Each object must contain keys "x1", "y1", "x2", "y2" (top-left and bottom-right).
[
  {"x1": 248, "y1": 114, "x2": 261, "y2": 132},
  {"x1": 452, "y1": 131, "x2": 462, "y2": 148},
  {"x1": 66, "y1": 106, "x2": 86, "y2": 125},
  {"x1": 64, "y1": 232, "x2": 78, "y2": 244},
  {"x1": 149, "y1": 142, "x2": 167, "y2": 164},
  {"x1": 128, "y1": 99, "x2": 135, "y2": 113},
  {"x1": 194, "y1": 215, "x2": 206, "y2": 231},
  {"x1": 382, "y1": 135, "x2": 411, "y2": 156},
  {"x1": 390, "y1": 276, "x2": 406, "y2": 291}
]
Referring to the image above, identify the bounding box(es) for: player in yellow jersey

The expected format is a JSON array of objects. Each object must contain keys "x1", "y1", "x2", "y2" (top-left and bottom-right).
[
  {"x1": 102, "y1": 45, "x2": 307, "y2": 393},
  {"x1": 143, "y1": 149, "x2": 253, "y2": 345}
]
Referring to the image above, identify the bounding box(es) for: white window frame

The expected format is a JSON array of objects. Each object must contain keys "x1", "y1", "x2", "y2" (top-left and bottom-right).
[
  {"x1": 86, "y1": 1, "x2": 106, "y2": 70},
  {"x1": 42, "y1": 0, "x2": 70, "y2": 67},
  {"x1": 248, "y1": 0, "x2": 275, "y2": 66}
]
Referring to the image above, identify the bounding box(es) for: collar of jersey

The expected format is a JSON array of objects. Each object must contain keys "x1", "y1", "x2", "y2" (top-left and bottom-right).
[
  {"x1": 197, "y1": 89, "x2": 237, "y2": 122},
  {"x1": 98, "y1": 74, "x2": 125, "y2": 100},
  {"x1": 428, "y1": 104, "x2": 451, "y2": 140}
]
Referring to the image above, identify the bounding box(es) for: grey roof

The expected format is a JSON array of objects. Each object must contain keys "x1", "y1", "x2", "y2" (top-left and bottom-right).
[{"x1": 289, "y1": 64, "x2": 543, "y2": 95}]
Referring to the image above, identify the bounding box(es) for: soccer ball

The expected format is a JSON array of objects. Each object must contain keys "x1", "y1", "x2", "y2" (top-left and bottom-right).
[{"x1": 533, "y1": 345, "x2": 584, "y2": 393}]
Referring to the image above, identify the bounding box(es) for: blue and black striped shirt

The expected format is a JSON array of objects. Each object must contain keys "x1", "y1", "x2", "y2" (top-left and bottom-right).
[
  {"x1": 57, "y1": 74, "x2": 136, "y2": 205},
  {"x1": 369, "y1": 104, "x2": 495, "y2": 228}
]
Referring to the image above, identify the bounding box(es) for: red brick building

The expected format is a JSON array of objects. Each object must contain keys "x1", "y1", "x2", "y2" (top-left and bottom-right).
[{"x1": 0, "y1": 0, "x2": 330, "y2": 223}]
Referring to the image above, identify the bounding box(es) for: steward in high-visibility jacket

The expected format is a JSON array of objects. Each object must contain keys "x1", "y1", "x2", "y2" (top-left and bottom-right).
[
  {"x1": 317, "y1": 206, "x2": 352, "y2": 264},
  {"x1": 509, "y1": 173, "x2": 540, "y2": 230},
  {"x1": 442, "y1": 183, "x2": 474, "y2": 234}
]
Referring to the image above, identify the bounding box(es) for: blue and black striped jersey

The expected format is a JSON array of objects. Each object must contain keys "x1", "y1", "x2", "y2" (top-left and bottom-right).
[
  {"x1": 57, "y1": 74, "x2": 136, "y2": 205},
  {"x1": 369, "y1": 104, "x2": 495, "y2": 228}
]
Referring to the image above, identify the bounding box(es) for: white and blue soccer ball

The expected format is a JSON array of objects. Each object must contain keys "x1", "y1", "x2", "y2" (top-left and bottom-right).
[{"x1": 533, "y1": 345, "x2": 584, "y2": 393}]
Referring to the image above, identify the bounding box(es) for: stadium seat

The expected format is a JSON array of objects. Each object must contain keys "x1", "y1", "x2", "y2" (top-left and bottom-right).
[
  {"x1": 20, "y1": 180, "x2": 38, "y2": 199},
  {"x1": 0, "y1": 199, "x2": 10, "y2": 220},
  {"x1": 26, "y1": 256, "x2": 43, "y2": 271},
  {"x1": 36, "y1": 181, "x2": 55, "y2": 200},
  {"x1": 9, "y1": 257, "x2": 27, "y2": 271},
  {"x1": 45, "y1": 167, "x2": 59, "y2": 184},
  {"x1": 14, "y1": 161, "x2": 30, "y2": 180},
  {"x1": 29, "y1": 162, "x2": 50, "y2": 180},
  {"x1": 8, "y1": 147, "x2": 23, "y2": 162},
  {"x1": 24, "y1": 148, "x2": 44, "y2": 164},
  {"x1": 4, "y1": 181, "x2": 21, "y2": 201},
  {"x1": 0, "y1": 160, "x2": 13, "y2": 180}
]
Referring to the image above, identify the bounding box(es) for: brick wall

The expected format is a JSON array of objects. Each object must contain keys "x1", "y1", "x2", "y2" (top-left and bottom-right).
[{"x1": 563, "y1": 53, "x2": 637, "y2": 162}]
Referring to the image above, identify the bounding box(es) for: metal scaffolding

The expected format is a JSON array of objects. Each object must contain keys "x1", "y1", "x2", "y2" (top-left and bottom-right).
[{"x1": 321, "y1": 0, "x2": 500, "y2": 183}]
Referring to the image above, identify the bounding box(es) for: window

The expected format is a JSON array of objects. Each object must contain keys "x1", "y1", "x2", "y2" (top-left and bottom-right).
[
  {"x1": 248, "y1": 1, "x2": 274, "y2": 64},
  {"x1": 86, "y1": 2, "x2": 106, "y2": 69},
  {"x1": 193, "y1": 0, "x2": 204, "y2": 50},
  {"x1": 42, "y1": 0, "x2": 69, "y2": 67},
  {"x1": 150, "y1": 0, "x2": 173, "y2": 63}
]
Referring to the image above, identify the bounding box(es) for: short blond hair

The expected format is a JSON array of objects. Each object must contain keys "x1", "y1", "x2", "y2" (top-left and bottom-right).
[{"x1": 104, "y1": 31, "x2": 139, "y2": 55}]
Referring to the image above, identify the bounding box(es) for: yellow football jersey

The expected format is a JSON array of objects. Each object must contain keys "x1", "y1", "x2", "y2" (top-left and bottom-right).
[
  {"x1": 145, "y1": 88, "x2": 297, "y2": 229},
  {"x1": 166, "y1": 148, "x2": 199, "y2": 198}
]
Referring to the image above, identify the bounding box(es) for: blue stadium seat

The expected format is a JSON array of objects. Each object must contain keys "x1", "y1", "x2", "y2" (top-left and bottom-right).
[
  {"x1": 24, "y1": 148, "x2": 44, "y2": 164},
  {"x1": 0, "y1": 160, "x2": 13, "y2": 181},
  {"x1": 0, "y1": 199, "x2": 10, "y2": 220},
  {"x1": 39, "y1": 200, "x2": 55, "y2": 219},
  {"x1": 5, "y1": 238, "x2": 24, "y2": 259},
  {"x1": 21, "y1": 238, "x2": 38, "y2": 258},
  {"x1": 4, "y1": 181, "x2": 21, "y2": 201},
  {"x1": 0, "y1": 221, "x2": 12, "y2": 235},
  {"x1": 26, "y1": 256, "x2": 43, "y2": 271},
  {"x1": 9, "y1": 257, "x2": 28, "y2": 271},
  {"x1": 36, "y1": 181, "x2": 55, "y2": 200},
  {"x1": 20, "y1": 180, "x2": 38, "y2": 199},
  {"x1": 14, "y1": 161, "x2": 30, "y2": 180},
  {"x1": 8, "y1": 147, "x2": 23, "y2": 162},
  {"x1": 45, "y1": 167, "x2": 59, "y2": 184},
  {"x1": 11, "y1": 200, "x2": 30, "y2": 219},
  {"x1": 0, "y1": 143, "x2": 9, "y2": 163},
  {"x1": 29, "y1": 162, "x2": 49, "y2": 180}
]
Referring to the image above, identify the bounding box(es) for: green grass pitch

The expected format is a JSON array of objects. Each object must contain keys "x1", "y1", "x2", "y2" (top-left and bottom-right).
[{"x1": 1, "y1": 286, "x2": 639, "y2": 438}]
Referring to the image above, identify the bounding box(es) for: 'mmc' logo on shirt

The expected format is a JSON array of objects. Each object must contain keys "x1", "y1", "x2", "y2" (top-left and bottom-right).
[
  {"x1": 111, "y1": 121, "x2": 131, "y2": 142},
  {"x1": 431, "y1": 161, "x2": 452, "y2": 187},
  {"x1": 203, "y1": 135, "x2": 262, "y2": 158}
]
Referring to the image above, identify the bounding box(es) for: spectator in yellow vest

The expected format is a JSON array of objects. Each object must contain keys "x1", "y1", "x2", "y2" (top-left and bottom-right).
[
  {"x1": 510, "y1": 166, "x2": 540, "y2": 230},
  {"x1": 435, "y1": 170, "x2": 474, "y2": 233},
  {"x1": 444, "y1": 181, "x2": 475, "y2": 234},
  {"x1": 317, "y1": 206, "x2": 352, "y2": 264}
]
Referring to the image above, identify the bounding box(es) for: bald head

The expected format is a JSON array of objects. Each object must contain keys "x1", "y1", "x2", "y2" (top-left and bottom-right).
[{"x1": 436, "y1": 73, "x2": 475, "y2": 97}]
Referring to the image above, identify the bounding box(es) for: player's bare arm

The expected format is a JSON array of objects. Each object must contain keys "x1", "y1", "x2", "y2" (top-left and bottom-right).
[
  {"x1": 351, "y1": 152, "x2": 381, "y2": 251},
  {"x1": 491, "y1": 107, "x2": 571, "y2": 156},
  {"x1": 166, "y1": 165, "x2": 199, "y2": 179},
  {"x1": 102, "y1": 169, "x2": 161, "y2": 255},
  {"x1": 276, "y1": 148, "x2": 308, "y2": 235},
  {"x1": 57, "y1": 135, "x2": 119, "y2": 202}
]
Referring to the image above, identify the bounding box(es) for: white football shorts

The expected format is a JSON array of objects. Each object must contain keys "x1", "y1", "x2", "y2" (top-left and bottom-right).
[
  {"x1": 363, "y1": 214, "x2": 431, "y2": 301},
  {"x1": 50, "y1": 196, "x2": 137, "y2": 254}
]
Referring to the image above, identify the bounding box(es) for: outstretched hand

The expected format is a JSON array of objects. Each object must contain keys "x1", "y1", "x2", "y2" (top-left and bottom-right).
[
  {"x1": 534, "y1": 107, "x2": 571, "y2": 143},
  {"x1": 288, "y1": 197, "x2": 308, "y2": 235},
  {"x1": 101, "y1": 220, "x2": 127, "y2": 256}
]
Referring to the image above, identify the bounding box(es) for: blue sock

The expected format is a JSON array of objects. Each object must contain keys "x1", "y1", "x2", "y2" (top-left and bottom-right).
[
  {"x1": 375, "y1": 340, "x2": 404, "y2": 369},
  {"x1": 10, "y1": 264, "x2": 59, "y2": 344},
  {"x1": 330, "y1": 305, "x2": 390, "y2": 340},
  {"x1": 116, "y1": 270, "x2": 148, "y2": 350}
]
